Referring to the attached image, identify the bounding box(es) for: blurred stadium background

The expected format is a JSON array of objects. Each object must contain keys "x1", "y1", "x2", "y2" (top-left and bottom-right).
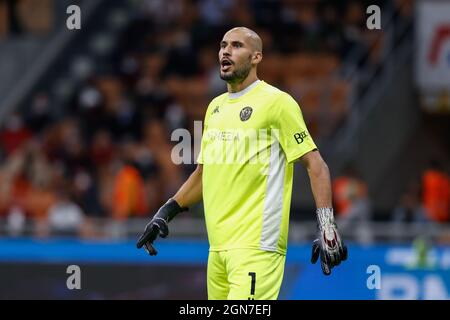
[{"x1": 0, "y1": 0, "x2": 449, "y2": 300}]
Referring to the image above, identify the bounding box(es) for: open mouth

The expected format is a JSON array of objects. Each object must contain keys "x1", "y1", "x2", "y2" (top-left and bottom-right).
[{"x1": 221, "y1": 59, "x2": 233, "y2": 71}]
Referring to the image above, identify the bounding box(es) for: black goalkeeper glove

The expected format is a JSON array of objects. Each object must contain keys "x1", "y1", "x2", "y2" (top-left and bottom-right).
[
  {"x1": 136, "y1": 198, "x2": 187, "y2": 256},
  {"x1": 311, "y1": 208, "x2": 348, "y2": 275}
]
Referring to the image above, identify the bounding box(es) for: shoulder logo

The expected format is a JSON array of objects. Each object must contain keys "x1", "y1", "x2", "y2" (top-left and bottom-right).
[
  {"x1": 211, "y1": 106, "x2": 220, "y2": 115},
  {"x1": 240, "y1": 106, "x2": 253, "y2": 121},
  {"x1": 294, "y1": 131, "x2": 308, "y2": 144}
]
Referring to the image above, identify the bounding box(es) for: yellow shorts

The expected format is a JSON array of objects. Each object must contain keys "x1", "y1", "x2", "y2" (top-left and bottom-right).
[{"x1": 207, "y1": 249, "x2": 286, "y2": 300}]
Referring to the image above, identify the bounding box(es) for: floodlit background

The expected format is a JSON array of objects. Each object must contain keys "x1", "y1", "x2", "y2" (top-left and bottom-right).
[{"x1": 0, "y1": 0, "x2": 448, "y2": 300}]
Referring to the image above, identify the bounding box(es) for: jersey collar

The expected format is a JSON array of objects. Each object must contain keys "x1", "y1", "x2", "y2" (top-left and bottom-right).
[{"x1": 227, "y1": 80, "x2": 261, "y2": 100}]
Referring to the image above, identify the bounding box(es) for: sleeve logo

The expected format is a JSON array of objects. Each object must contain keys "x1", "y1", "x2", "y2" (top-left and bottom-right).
[{"x1": 294, "y1": 131, "x2": 308, "y2": 144}]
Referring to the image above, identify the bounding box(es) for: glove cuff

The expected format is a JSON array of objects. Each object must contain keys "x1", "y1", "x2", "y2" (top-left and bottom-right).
[
  {"x1": 155, "y1": 198, "x2": 188, "y2": 222},
  {"x1": 316, "y1": 207, "x2": 335, "y2": 229}
]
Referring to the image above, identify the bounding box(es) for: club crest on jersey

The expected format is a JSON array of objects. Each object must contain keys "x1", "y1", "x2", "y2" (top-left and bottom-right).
[{"x1": 240, "y1": 107, "x2": 253, "y2": 121}]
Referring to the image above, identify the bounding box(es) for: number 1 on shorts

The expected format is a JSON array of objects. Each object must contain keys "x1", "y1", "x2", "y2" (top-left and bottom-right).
[{"x1": 248, "y1": 272, "x2": 256, "y2": 299}]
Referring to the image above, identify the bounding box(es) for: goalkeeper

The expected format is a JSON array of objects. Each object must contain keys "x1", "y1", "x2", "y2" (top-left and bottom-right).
[{"x1": 137, "y1": 27, "x2": 347, "y2": 300}]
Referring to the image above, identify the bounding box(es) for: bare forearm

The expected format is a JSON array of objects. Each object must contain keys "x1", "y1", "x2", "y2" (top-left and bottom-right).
[
  {"x1": 307, "y1": 161, "x2": 332, "y2": 208},
  {"x1": 173, "y1": 165, "x2": 203, "y2": 208},
  {"x1": 301, "y1": 151, "x2": 332, "y2": 209}
]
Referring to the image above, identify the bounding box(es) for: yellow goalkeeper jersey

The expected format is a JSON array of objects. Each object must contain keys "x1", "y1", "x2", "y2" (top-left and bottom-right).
[{"x1": 197, "y1": 80, "x2": 317, "y2": 255}]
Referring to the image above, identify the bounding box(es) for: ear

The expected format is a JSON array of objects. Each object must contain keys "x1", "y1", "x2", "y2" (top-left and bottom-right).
[{"x1": 252, "y1": 52, "x2": 263, "y2": 65}]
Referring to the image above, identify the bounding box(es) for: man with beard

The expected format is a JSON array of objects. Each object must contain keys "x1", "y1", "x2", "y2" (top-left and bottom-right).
[{"x1": 137, "y1": 27, "x2": 347, "y2": 300}]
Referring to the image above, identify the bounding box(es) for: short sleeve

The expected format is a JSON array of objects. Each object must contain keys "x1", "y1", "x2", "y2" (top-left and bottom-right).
[
  {"x1": 196, "y1": 101, "x2": 214, "y2": 165},
  {"x1": 197, "y1": 134, "x2": 205, "y2": 164},
  {"x1": 272, "y1": 93, "x2": 317, "y2": 163}
]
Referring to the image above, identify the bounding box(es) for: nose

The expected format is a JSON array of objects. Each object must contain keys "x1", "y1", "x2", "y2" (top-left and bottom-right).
[{"x1": 222, "y1": 44, "x2": 231, "y2": 56}]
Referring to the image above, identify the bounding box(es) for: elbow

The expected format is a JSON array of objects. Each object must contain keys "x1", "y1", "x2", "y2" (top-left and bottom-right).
[{"x1": 301, "y1": 151, "x2": 330, "y2": 178}]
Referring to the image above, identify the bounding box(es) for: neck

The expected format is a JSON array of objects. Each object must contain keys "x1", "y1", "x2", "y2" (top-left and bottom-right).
[{"x1": 227, "y1": 72, "x2": 259, "y2": 93}]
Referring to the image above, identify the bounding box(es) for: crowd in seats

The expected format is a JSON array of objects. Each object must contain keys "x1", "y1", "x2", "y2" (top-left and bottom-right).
[
  {"x1": 332, "y1": 165, "x2": 372, "y2": 243},
  {"x1": 0, "y1": 0, "x2": 422, "y2": 237},
  {"x1": 333, "y1": 160, "x2": 450, "y2": 243},
  {"x1": 390, "y1": 160, "x2": 450, "y2": 226},
  {"x1": 0, "y1": 106, "x2": 187, "y2": 237}
]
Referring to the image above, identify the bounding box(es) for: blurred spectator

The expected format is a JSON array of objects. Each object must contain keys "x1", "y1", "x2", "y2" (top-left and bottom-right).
[
  {"x1": 0, "y1": 148, "x2": 30, "y2": 217},
  {"x1": 392, "y1": 181, "x2": 428, "y2": 224},
  {"x1": 198, "y1": 0, "x2": 234, "y2": 27},
  {"x1": 319, "y1": 3, "x2": 343, "y2": 53},
  {"x1": 162, "y1": 28, "x2": 198, "y2": 78},
  {"x1": 47, "y1": 187, "x2": 86, "y2": 237},
  {"x1": 422, "y1": 160, "x2": 450, "y2": 223},
  {"x1": 333, "y1": 164, "x2": 372, "y2": 242},
  {"x1": 26, "y1": 183, "x2": 56, "y2": 238},
  {"x1": 0, "y1": 113, "x2": 32, "y2": 156},
  {"x1": 77, "y1": 79, "x2": 103, "y2": 112},
  {"x1": 56, "y1": 118, "x2": 90, "y2": 173},
  {"x1": 144, "y1": 119, "x2": 184, "y2": 199},
  {"x1": 342, "y1": 1, "x2": 366, "y2": 56},
  {"x1": 111, "y1": 141, "x2": 149, "y2": 221},
  {"x1": 6, "y1": 205, "x2": 26, "y2": 237},
  {"x1": 27, "y1": 92, "x2": 53, "y2": 134},
  {"x1": 140, "y1": 0, "x2": 185, "y2": 26},
  {"x1": 333, "y1": 165, "x2": 370, "y2": 218},
  {"x1": 390, "y1": 180, "x2": 432, "y2": 243},
  {"x1": 72, "y1": 168, "x2": 103, "y2": 218},
  {"x1": 90, "y1": 130, "x2": 116, "y2": 167}
]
